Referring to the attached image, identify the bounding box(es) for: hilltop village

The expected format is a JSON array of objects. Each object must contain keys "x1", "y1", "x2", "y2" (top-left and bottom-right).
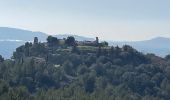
[
  {"x1": 12, "y1": 35, "x2": 148, "y2": 67},
  {"x1": 13, "y1": 36, "x2": 139, "y2": 62}
]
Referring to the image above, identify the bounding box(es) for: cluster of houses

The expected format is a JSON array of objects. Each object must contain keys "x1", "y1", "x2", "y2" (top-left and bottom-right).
[
  {"x1": 76, "y1": 37, "x2": 99, "y2": 46},
  {"x1": 34, "y1": 36, "x2": 100, "y2": 47}
]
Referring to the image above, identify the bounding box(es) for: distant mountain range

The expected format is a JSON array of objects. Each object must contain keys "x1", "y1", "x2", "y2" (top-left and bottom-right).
[
  {"x1": 0, "y1": 27, "x2": 47, "y2": 41},
  {"x1": 0, "y1": 27, "x2": 170, "y2": 58},
  {"x1": 110, "y1": 37, "x2": 170, "y2": 57},
  {"x1": 0, "y1": 27, "x2": 95, "y2": 58}
]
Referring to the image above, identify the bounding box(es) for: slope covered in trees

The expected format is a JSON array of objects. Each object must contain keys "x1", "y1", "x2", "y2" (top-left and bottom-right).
[{"x1": 0, "y1": 36, "x2": 170, "y2": 100}]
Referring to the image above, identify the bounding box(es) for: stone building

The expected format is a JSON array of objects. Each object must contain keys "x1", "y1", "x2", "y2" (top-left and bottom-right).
[{"x1": 34, "y1": 37, "x2": 38, "y2": 44}]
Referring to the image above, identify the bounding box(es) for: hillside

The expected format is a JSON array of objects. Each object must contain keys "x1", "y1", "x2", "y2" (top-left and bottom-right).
[{"x1": 0, "y1": 36, "x2": 170, "y2": 100}]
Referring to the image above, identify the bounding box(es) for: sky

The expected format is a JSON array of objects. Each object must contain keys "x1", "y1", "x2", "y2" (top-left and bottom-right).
[{"x1": 0, "y1": 0, "x2": 170, "y2": 41}]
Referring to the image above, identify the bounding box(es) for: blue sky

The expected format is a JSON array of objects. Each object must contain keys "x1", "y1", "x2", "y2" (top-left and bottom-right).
[{"x1": 0, "y1": 0, "x2": 170, "y2": 41}]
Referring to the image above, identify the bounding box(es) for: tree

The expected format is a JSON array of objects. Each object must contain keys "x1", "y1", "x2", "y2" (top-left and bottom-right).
[
  {"x1": 8, "y1": 86, "x2": 30, "y2": 100},
  {"x1": 91, "y1": 63, "x2": 105, "y2": 76},
  {"x1": 110, "y1": 46, "x2": 115, "y2": 58},
  {"x1": 101, "y1": 41, "x2": 108, "y2": 47},
  {"x1": 122, "y1": 45, "x2": 135, "y2": 52},
  {"x1": 0, "y1": 55, "x2": 4, "y2": 62},
  {"x1": 0, "y1": 80, "x2": 9, "y2": 95},
  {"x1": 47, "y1": 36, "x2": 59, "y2": 46},
  {"x1": 65, "y1": 36, "x2": 76, "y2": 46},
  {"x1": 83, "y1": 74, "x2": 95, "y2": 93},
  {"x1": 24, "y1": 42, "x2": 31, "y2": 56},
  {"x1": 62, "y1": 60, "x2": 74, "y2": 75},
  {"x1": 165, "y1": 55, "x2": 170, "y2": 60},
  {"x1": 71, "y1": 45, "x2": 79, "y2": 53},
  {"x1": 78, "y1": 64, "x2": 88, "y2": 75}
]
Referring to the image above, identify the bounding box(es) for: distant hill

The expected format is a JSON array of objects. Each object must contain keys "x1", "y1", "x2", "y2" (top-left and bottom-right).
[
  {"x1": 0, "y1": 27, "x2": 47, "y2": 41},
  {"x1": 0, "y1": 41, "x2": 24, "y2": 59},
  {"x1": 0, "y1": 27, "x2": 95, "y2": 58},
  {"x1": 110, "y1": 37, "x2": 170, "y2": 57},
  {"x1": 0, "y1": 27, "x2": 48, "y2": 58}
]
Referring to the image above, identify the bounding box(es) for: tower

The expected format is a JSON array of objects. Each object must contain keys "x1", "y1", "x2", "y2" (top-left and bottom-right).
[
  {"x1": 34, "y1": 37, "x2": 38, "y2": 44},
  {"x1": 96, "y1": 37, "x2": 99, "y2": 44}
]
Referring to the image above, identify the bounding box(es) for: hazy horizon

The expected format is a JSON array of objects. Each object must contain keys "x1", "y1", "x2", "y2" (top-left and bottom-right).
[
  {"x1": 1, "y1": 0, "x2": 170, "y2": 41},
  {"x1": 1, "y1": 26, "x2": 170, "y2": 42}
]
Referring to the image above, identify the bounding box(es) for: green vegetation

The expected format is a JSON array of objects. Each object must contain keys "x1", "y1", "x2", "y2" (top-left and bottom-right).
[
  {"x1": 0, "y1": 36, "x2": 170, "y2": 100},
  {"x1": 65, "y1": 36, "x2": 76, "y2": 46}
]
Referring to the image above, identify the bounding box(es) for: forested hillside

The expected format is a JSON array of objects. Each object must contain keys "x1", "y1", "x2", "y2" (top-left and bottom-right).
[{"x1": 0, "y1": 36, "x2": 170, "y2": 100}]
